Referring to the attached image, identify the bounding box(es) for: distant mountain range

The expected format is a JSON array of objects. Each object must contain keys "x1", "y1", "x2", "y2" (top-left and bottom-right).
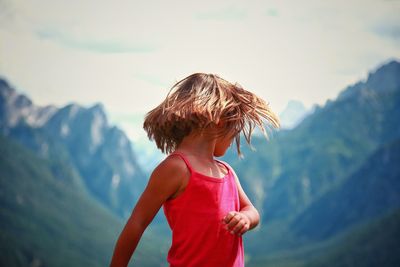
[
  {"x1": 1, "y1": 59, "x2": 399, "y2": 267},
  {"x1": 0, "y1": 79, "x2": 168, "y2": 266},
  {"x1": 0, "y1": 80, "x2": 147, "y2": 218},
  {"x1": 223, "y1": 59, "x2": 400, "y2": 266}
]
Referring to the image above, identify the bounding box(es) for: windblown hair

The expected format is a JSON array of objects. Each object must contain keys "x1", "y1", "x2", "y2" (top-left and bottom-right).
[{"x1": 143, "y1": 73, "x2": 280, "y2": 155}]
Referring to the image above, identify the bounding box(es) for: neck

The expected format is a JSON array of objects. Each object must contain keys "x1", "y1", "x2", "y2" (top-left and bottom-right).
[{"x1": 176, "y1": 131, "x2": 216, "y2": 161}]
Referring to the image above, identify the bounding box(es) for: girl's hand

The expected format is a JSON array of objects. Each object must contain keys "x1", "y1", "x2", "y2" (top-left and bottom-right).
[{"x1": 222, "y1": 211, "x2": 251, "y2": 236}]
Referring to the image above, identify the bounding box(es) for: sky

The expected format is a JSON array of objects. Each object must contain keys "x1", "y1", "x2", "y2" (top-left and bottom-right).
[{"x1": 1, "y1": 0, "x2": 400, "y2": 141}]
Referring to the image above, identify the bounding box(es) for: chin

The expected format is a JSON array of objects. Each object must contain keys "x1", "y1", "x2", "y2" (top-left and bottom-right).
[{"x1": 213, "y1": 151, "x2": 225, "y2": 157}]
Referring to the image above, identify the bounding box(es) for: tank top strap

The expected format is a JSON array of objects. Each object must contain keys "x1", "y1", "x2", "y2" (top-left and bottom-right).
[
  {"x1": 169, "y1": 152, "x2": 194, "y2": 173},
  {"x1": 214, "y1": 159, "x2": 231, "y2": 176}
]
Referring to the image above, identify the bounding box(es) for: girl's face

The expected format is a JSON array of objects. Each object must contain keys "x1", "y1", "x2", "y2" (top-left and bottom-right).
[{"x1": 213, "y1": 134, "x2": 234, "y2": 157}]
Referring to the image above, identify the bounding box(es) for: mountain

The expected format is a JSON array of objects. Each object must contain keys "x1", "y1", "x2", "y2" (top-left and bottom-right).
[
  {"x1": 0, "y1": 79, "x2": 58, "y2": 131},
  {"x1": 305, "y1": 207, "x2": 400, "y2": 267},
  {"x1": 221, "y1": 60, "x2": 400, "y2": 265},
  {"x1": 0, "y1": 79, "x2": 147, "y2": 218},
  {"x1": 227, "y1": 59, "x2": 400, "y2": 223},
  {"x1": 291, "y1": 138, "x2": 400, "y2": 241},
  {"x1": 279, "y1": 100, "x2": 311, "y2": 129},
  {"x1": 108, "y1": 112, "x2": 165, "y2": 174},
  {"x1": 249, "y1": 208, "x2": 400, "y2": 267},
  {"x1": 337, "y1": 60, "x2": 400, "y2": 101},
  {"x1": 0, "y1": 134, "x2": 166, "y2": 267}
]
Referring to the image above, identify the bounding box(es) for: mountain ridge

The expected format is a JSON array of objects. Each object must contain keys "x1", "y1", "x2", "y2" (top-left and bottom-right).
[
  {"x1": 0, "y1": 78, "x2": 147, "y2": 218},
  {"x1": 221, "y1": 59, "x2": 400, "y2": 265},
  {"x1": 291, "y1": 137, "x2": 400, "y2": 241}
]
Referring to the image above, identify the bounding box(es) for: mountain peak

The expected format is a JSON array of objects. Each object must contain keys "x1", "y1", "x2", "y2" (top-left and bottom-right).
[
  {"x1": 371, "y1": 59, "x2": 400, "y2": 74},
  {"x1": 366, "y1": 60, "x2": 400, "y2": 92},
  {"x1": 0, "y1": 79, "x2": 52, "y2": 128},
  {"x1": 279, "y1": 100, "x2": 310, "y2": 129},
  {"x1": 90, "y1": 102, "x2": 105, "y2": 111},
  {"x1": 89, "y1": 102, "x2": 107, "y2": 119},
  {"x1": 0, "y1": 77, "x2": 11, "y2": 89},
  {"x1": 0, "y1": 77, "x2": 16, "y2": 99},
  {"x1": 338, "y1": 59, "x2": 400, "y2": 101}
]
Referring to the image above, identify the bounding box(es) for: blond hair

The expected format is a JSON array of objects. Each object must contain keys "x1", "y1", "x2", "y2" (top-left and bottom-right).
[{"x1": 143, "y1": 73, "x2": 280, "y2": 155}]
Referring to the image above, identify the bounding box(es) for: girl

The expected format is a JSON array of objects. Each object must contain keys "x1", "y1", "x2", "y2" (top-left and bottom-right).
[{"x1": 110, "y1": 73, "x2": 279, "y2": 267}]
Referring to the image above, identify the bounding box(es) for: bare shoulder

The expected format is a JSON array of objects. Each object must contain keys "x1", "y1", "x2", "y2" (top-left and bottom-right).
[
  {"x1": 150, "y1": 154, "x2": 190, "y2": 185},
  {"x1": 155, "y1": 155, "x2": 189, "y2": 175}
]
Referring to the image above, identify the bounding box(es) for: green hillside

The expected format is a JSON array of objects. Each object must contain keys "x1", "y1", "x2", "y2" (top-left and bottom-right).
[
  {"x1": 245, "y1": 137, "x2": 400, "y2": 266},
  {"x1": 249, "y1": 208, "x2": 400, "y2": 267},
  {"x1": 291, "y1": 138, "x2": 400, "y2": 241},
  {"x1": 307, "y1": 208, "x2": 400, "y2": 267},
  {"x1": 0, "y1": 134, "x2": 167, "y2": 267}
]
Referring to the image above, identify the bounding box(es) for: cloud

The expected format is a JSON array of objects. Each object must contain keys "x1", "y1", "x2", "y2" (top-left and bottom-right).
[
  {"x1": 195, "y1": 6, "x2": 247, "y2": 21},
  {"x1": 132, "y1": 73, "x2": 169, "y2": 87},
  {"x1": 1, "y1": 0, "x2": 162, "y2": 54},
  {"x1": 265, "y1": 8, "x2": 279, "y2": 17},
  {"x1": 371, "y1": 21, "x2": 400, "y2": 41},
  {"x1": 35, "y1": 28, "x2": 157, "y2": 53}
]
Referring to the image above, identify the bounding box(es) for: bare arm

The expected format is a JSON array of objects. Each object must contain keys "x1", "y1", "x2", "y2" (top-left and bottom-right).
[
  {"x1": 223, "y1": 167, "x2": 260, "y2": 235},
  {"x1": 109, "y1": 157, "x2": 188, "y2": 266}
]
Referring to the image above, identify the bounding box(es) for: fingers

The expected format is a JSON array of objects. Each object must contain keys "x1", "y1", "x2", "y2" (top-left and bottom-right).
[
  {"x1": 227, "y1": 213, "x2": 242, "y2": 230},
  {"x1": 223, "y1": 211, "x2": 237, "y2": 224},
  {"x1": 238, "y1": 221, "x2": 250, "y2": 235},
  {"x1": 222, "y1": 211, "x2": 250, "y2": 236},
  {"x1": 230, "y1": 218, "x2": 246, "y2": 235}
]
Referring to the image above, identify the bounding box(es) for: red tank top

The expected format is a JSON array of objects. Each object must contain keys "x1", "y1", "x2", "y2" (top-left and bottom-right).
[{"x1": 163, "y1": 152, "x2": 244, "y2": 267}]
